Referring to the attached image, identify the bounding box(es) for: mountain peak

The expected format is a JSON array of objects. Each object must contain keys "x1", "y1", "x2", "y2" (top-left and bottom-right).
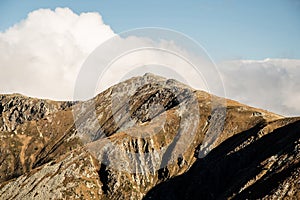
[{"x1": 0, "y1": 75, "x2": 299, "y2": 199}]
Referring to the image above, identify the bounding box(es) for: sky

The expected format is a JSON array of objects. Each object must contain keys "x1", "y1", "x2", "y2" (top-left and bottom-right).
[
  {"x1": 0, "y1": 0, "x2": 299, "y2": 116},
  {"x1": 1, "y1": 0, "x2": 300, "y2": 61}
]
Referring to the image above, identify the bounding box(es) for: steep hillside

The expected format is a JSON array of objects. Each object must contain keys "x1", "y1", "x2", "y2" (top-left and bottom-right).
[{"x1": 0, "y1": 74, "x2": 298, "y2": 200}]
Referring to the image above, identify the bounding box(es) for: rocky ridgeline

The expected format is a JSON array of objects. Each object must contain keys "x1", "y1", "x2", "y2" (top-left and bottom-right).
[
  {"x1": 0, "y1": 74, "x2": 299, "y2": 199},
  {"x1": 0, "y1": 94, "x2": 76, "y2": 132}
]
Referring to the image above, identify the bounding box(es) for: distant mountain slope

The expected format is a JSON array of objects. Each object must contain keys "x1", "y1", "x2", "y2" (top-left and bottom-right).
[{"x1": 0, "y1": 74, "x2": 298, "y2": 200}]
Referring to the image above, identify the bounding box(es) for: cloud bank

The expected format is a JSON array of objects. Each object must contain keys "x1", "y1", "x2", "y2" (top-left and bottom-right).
[
  {"x1": 0, "y1": 7, "x2": 114, "y2": 100},
  {"x1": 220, "y1": 59, "x2": 300, "y2": 116},
  {"x1": 0, "y1": 7, "x2": 299, "y2": 116}
]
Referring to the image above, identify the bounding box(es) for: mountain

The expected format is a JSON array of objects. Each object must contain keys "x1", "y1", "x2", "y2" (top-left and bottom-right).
[{"x1": 0, "y1": 74, "x2": 299, "y2": 199}]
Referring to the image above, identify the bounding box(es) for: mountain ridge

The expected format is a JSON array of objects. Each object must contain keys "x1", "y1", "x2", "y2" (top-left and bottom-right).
[{"x1": 0, "y1": 74, "x2": 298, "y2": 199}]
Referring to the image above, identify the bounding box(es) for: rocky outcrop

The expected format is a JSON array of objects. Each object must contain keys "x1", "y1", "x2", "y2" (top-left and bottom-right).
[{"x1": 0, "y1": 74, "x2": 298, "y2": 199}]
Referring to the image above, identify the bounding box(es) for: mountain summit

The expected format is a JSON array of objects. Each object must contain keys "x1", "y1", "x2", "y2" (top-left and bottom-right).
[{"x1": 0, "y1": 74, "x2": 299, "y2": 199}]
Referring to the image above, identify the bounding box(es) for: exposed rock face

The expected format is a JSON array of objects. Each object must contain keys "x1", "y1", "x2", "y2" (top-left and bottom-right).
[{"x1": 0, "y1": 74, "x2": 299, "y2": 199}]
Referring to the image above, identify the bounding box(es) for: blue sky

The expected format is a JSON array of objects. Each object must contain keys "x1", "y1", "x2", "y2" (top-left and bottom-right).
[{"x1": 0, "y1": 0, "x2": 299, "y2": 61}]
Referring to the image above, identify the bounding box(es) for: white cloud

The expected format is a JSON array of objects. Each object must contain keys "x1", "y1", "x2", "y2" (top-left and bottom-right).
[
  {"x1": 219, "y1": 59, "x2": 300, "y2": 116},
  {"x1": 0, "y1": 8, "x2": 214, "y2": 101},
  {"x1": 0, "y1": 7, "x2": 114, "y2": 100}
]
